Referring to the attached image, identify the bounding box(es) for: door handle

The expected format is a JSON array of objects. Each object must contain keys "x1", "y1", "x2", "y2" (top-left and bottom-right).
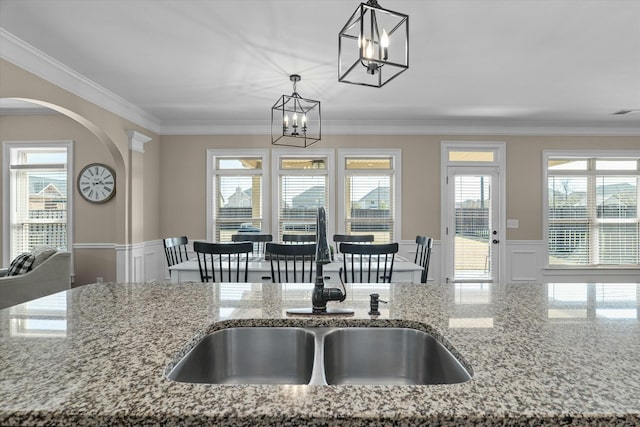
[{"x1": 492, "y1": 239, "x2": 499, "y2": 244}]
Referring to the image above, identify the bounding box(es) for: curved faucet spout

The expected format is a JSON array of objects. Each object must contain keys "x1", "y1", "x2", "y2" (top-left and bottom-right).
[
  {"x1": 313, "y1": 207, "x2": 347, "y2": 313},
  {"x1": 316, "y1": 207, "x2": 331, "y2": 265},
  {"x1": 287, "y1": 207, "x2": 353, "y2": 316}
]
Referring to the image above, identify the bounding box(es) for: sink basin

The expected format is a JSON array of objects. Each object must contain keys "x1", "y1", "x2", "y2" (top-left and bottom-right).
[
  {"x1": 323, "y1": 327, "x2": 472, "y2": 385},
  {"x1": 167, "y1": 327, "x2": 315, "y2": 384},
  {"x1": 167, "y1": 326, "x2": 471, "y2": 385}
]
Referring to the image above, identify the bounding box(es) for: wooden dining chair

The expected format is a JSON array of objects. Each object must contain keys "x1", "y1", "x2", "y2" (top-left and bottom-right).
[
  {"x1": 332, "y1": 234, "x2": 374, "y2": 256},
  {"x1": 414, "y1": 236, "x2": 433, "y2": 283},
  {"x1": 282, "y1": 234, "x2": 316, "y2": 244},
  {"x1": 231, "y1": 233, "x2": 273, "y2": 256},
  {"x1": 163, "y1": 236, "x2": 189, "y2": 269},
  {"x1": 265, "y1": 243, "x2": 316, "y2": 283},
  {"x1": 193, "y1": 241, "x2": 253, "y2": 282},
  {"x1": 339, "y1": 242, "x2": 399, "y2": 283}
]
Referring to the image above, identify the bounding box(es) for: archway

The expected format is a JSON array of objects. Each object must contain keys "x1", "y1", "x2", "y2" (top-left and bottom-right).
[
  {"x1": 3, "y1": 97, "x2": 125, "y2": 172},
  {"x1": 1, "y1": 96, "x2": 130, "y2": 284}
]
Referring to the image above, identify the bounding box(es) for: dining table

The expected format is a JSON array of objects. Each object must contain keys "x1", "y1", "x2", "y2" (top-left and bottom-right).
[{"x1": 168, "y1": 255, "x2": 424, "y2": 284}]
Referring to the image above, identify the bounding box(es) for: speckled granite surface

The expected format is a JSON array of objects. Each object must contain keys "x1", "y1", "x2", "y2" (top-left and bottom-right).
[{"x1": 1, "y1": 281, "x2": 639, "y2": 426}]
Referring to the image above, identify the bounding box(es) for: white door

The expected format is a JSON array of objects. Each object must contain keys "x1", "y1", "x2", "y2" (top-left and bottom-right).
[{"x1": 445, "y1": 167, "x2": 501, "y2": 282}]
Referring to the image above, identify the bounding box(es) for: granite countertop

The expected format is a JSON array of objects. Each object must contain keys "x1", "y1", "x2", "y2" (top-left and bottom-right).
[{"x1": 1, "y1": 281, "x2": 639, "y2": 426}]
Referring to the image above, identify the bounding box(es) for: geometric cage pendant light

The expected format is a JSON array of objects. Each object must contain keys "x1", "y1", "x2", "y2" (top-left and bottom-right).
[
  {"x1": 271, "y1": 74, "x2": 321, "y2": 148},
  {"x1": 338, "y1": 0, "x2": 409, "y2": 87}
]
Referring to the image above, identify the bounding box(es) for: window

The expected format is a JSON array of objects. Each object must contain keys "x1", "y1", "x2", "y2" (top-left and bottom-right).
[
  {"x1": 448, "y1": 151, "x2": 495, "y2": 162},
  {"x1": 207, "y1": 150, "x2": 268, "y2": 242},
  {"x1": 545, "y1": 152, "x2": 640, "y2": 267},
  {"x1": 3, "y1": 141, "x2": 73, "y2": 264},
  {"x1": 338, "y1": 149, "x2": 401, "y2": 243},
  {"x1": 272, "y1": 150, "x2": 334, "y2": 241}
]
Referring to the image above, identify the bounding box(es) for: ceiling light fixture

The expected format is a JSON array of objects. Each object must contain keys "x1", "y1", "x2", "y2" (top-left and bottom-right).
[
  {"x1": 338, "y1": 0, "x2": 409, "y2": 88},
  {"x1": 271, "y1": 74, "x2": 321, "y2": 148}
]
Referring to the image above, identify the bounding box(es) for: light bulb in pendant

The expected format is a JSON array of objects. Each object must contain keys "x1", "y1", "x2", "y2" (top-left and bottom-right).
[
  {"x1": 381, "y1": 29, "x2": 389, "y2": 60},
  {"x1": 364, "y1": 39, "x2": 373, "y2": 59}
]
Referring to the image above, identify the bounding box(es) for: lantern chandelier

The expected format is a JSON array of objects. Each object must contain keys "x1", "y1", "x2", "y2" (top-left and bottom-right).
[
  {"x1": 271, "y1": 74, "x2": 321, "y2": 148},
  {"x1": 338, "y1": 0, "x2": 409, "y2": 87}
]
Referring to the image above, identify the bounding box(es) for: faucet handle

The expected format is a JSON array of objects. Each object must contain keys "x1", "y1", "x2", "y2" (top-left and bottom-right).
[{"x1": 368, "y1": 293, "x2": 388, "y2": 316}]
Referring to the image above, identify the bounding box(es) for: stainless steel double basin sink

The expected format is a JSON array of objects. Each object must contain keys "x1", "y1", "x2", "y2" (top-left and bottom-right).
[{"x1": 167, "y1": 326, "x2": 472, "y2": 386}]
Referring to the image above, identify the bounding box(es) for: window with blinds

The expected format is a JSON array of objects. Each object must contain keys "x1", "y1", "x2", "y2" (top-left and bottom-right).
[
  {"x1": 343, "y1": 156, "x2": 396, "y2": 243},
  {"x1": 547, "y1": 156, "x2": 639, "y2": 267},
  {"x1": 211, "y1": 155, "x2": 264, "y2": 242},
  {"x1": 6, "y1": 144, "x2": 71, "y2": 261},
  {"x1": 276, "y1": 157, "x2": 328, "y2": 240}
]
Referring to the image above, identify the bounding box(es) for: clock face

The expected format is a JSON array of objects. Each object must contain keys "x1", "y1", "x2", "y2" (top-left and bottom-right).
[{"x1": 77, "y1": 163, "x2": 116, "y2": 203}]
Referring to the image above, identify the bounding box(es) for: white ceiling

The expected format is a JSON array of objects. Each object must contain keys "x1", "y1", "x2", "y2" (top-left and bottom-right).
[{"x1": 1, "y1": 0, "x2": 639, "y2": 135}]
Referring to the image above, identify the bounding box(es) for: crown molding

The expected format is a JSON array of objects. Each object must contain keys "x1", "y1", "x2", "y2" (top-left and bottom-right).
[
  {"x1": 0, "y1": 28, "x2": 162, "y2": 134},
  {"x1": 126, "y1": 130, "x2": 152, "y2": 153},
  {"x1": 158, "y1": 119, "x2": 640, "y2": 136},
  {"x1": 2, "y1": 29, "x2": 639, "y2": 137}
]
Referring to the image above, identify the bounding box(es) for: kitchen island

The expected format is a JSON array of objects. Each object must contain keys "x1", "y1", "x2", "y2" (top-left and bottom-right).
[{"x1": 1, "y1": 281, "x2": 639, "y2": 425}]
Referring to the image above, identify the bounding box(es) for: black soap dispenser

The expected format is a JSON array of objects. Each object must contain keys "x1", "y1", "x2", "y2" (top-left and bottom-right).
[{"x1": 369, "y1": 293, "x2": 387, "y2": 316}]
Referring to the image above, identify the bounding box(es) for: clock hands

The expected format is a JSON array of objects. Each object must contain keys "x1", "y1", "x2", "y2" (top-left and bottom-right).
[{"x1": 79, "y1": 164, "x2": 115, "y2": 203}]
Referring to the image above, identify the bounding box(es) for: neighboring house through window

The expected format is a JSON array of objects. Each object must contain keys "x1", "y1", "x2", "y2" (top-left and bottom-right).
[
  {"x1": 338, "y1": 149, "x2": 401, "y2": 243},
  {"x1": 206, "y1": 148, "x2": 404, "y2": 244},
  {"x1": 545, "y1": 151, "x2": 639, "y2": 267},
  {"x1": 272, "y1": 150, "x2": 334, "y2": 241},
  {"x1": 2, "y1": 141, "x2": 73, "y2": 264},
  {"x1": 206, "y1": 150, "x2": 268, "y2": 242}
]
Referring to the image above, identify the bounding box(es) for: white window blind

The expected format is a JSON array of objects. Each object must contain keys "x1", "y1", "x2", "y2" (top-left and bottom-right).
[
  {"x1": 212, "y1": 156, "x2": 264, "y2": 242},
  {"x1": 547, "y1": 156, "x2": 639, "y2": 267},
  {"x1": 453, "y1": 175, "x2": 492, "y2": 280},
  {"x1": 7, "y1": 146, "x2": 70, "y2": 261},
  {"x1": 277, "y1": 157, "x2": 328, "y2": 241},
  {"x1": 343, "y1": 156, "x2": 395, "y2": 243}
]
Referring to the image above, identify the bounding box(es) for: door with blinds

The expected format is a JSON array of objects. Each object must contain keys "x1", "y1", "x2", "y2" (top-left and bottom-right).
[{"x1": 445, "y1": 167, "x2": 500, "y2": 282}]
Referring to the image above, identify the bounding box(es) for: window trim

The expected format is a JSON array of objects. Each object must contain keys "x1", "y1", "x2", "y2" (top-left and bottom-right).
[
  {"x1": 543, "y1": 150, "x2": 640, "y2": 269},
  {"x1": 2, "y1": 140, "x2": 74, "y2": 266},
  {"x1": 206, "y1": 149, "x2": 269, "y2": 242},
  {"x1": 337, "y1": 148, "x2": 401, "y2": 242},
  {"x1": 271, "y1": 149, "x2": 335, "y2": 240}
]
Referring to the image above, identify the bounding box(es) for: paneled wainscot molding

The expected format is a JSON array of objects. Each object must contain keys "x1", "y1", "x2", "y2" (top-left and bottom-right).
[{"x1": 105, "y1": 239, "x2": 638, "y2": 284}]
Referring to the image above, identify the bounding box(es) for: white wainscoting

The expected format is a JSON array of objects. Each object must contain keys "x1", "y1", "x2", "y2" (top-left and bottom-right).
[
  {"x1": 115, "y1": 239, "x2": 166, "y2": 283},
  {"x1": 399, "y1": 239, "x2": 440, "y2": 283},
  {"x1": 403, "y1": 239, "x2": 639, "y2": 283},
  {"x1": 403, "y1": 239, "x2": 545, "y2": 283},
  {"x1": 403, "y1": 239, "x2": 546, "y2": 284},
  {"x1": 107, "y1": 239, "x2": 637, "y2": 284},
  {"x1": 505, "y1": 240, "x2": 545, "y2": 282}
]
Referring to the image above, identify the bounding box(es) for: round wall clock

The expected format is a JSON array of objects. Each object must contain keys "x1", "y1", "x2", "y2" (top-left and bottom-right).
[{"x1": 77, "y1": 163, "x2": 116, "y2": 204}]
